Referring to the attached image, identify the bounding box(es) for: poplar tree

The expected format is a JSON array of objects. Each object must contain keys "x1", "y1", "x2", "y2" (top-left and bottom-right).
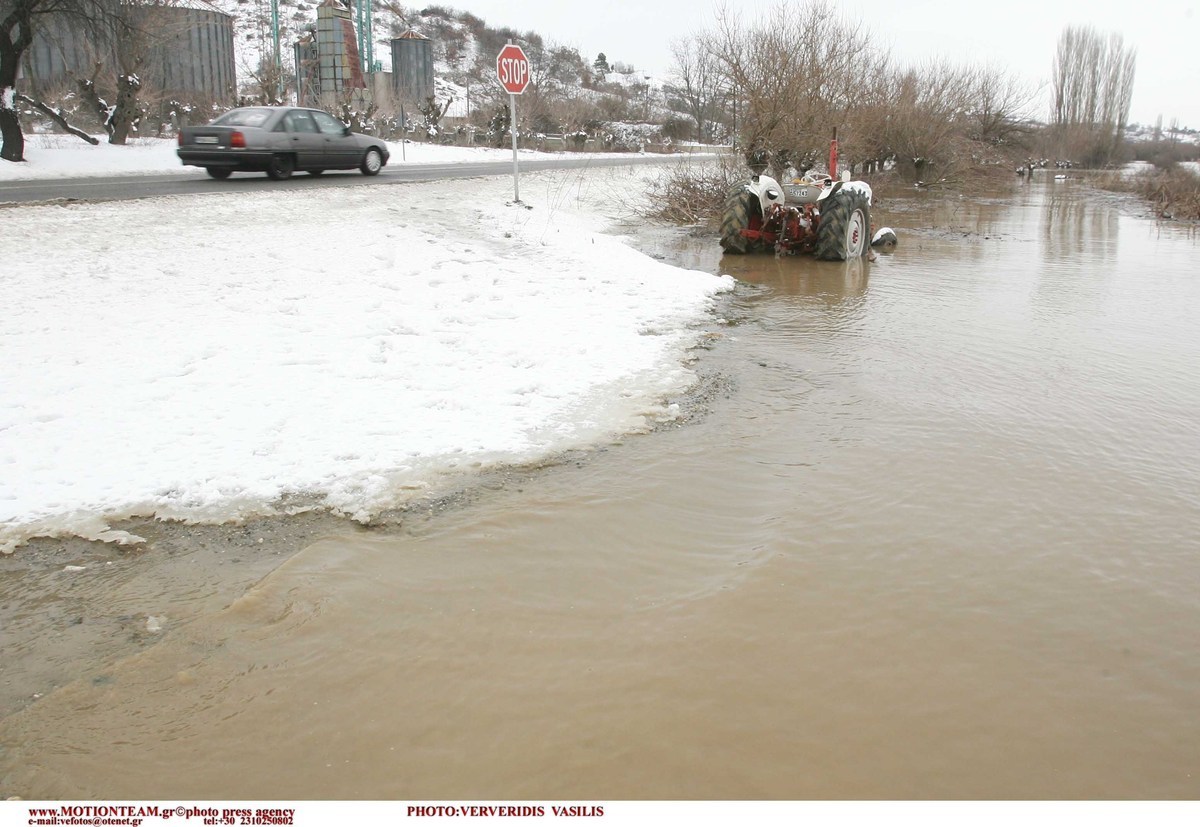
[{"x1": 1050, "y1": 24, "x2": 1137, "y2": 166}]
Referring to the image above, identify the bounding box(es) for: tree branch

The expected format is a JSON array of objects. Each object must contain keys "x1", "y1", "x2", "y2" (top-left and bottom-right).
[{"x1": 13, "y1": 93, "x2": 100, "y2": 144}]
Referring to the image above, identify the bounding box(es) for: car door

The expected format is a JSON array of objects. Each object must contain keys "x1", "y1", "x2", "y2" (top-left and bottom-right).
[
  {"x1": 311, "y1": 110, "x2": 356, "y2": 168},
  {"x1": 280, "y1": 109, "x2": 324, "y2": 169}
]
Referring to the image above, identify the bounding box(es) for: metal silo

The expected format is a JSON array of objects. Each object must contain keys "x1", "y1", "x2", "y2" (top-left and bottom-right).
[
  {"x1": 22, "y1": 3, "x2": 236, "y2": 104},
  {"x1": 145, "y1": 6, "x2": 237, "y2": 103},
  {"x1": 23, "y1": 16, "x2": 97, "y2": 87},
  {"x1": 390, "y1": 31, "x2": 432, "y2": 104},
  {"x1": 314, "y1": 0, "x2": 366, "y2": 94}
]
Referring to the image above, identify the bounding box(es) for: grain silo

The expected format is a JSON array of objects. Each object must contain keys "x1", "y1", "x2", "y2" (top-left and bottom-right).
[
  {"x1": 22, "y1": 2, "x2": 236, "y2": 103},
  {"x1": 390, "y1": 31, "x2": 432, "y2": 103},
  {"x1": 147, "y1": 5, "x2": 237, "y2": 102},
  {"x1": 314, "y1": 0, "x2": 366, "y2": 93}
]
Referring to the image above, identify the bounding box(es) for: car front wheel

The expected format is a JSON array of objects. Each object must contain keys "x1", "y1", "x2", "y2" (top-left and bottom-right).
[
  {"x1": 360, "y1": 148, "x2": 383, "y2": 176},
  {"x1": 266, "y1": 154, "x2": 295, "y2": 180}
]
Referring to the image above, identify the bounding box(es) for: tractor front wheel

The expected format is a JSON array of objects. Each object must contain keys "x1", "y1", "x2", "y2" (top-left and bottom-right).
[
  {"x1": 871, "y1": 228, "x2": 898, "y2": 252},
  {"x1": 815, "y1": 190, "x2": 870, "y2": 261},
  {"x1": 719, "y1": 187, "x2": 760, "y2": 254}
]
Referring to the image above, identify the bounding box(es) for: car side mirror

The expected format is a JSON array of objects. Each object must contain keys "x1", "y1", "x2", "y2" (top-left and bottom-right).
[{"x1": 342, "y1": 125, "x2": 351, "y2": 137}]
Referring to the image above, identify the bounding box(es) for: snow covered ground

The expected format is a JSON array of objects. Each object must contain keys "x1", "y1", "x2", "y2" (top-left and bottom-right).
[
  {"x1": 0, "y1": 133, "x2": 613, "y2": 181},
  {"x1": 0, "y1": 161, "x2": 733, "y2": 553}
]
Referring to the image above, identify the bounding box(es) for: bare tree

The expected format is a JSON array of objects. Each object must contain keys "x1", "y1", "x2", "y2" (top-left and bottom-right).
[
  {"x1": 2, "y1": 0, "x2": 124, "y2": 161},
  {"x1": 706, "y1": 0, "x2": 879, "y2": 178},
  {"x1": 75, "y1": 56, "x2": 145, "y2": 144},
  {"x1": 967, "y1": 62, "x2": 1039, "y2": 147},
  {"x1": 418, "y1": 92, "x2": 451, "y2": 136},
  {"x1": 882, "y1": 60, "x2": 974, "y2": 183},
  {"x1": 1050, "y1": 24, "x2": 1136, "y2": 166},
  {"x1": 667, "y1": 33, "x2": 721, "y2": 142}
]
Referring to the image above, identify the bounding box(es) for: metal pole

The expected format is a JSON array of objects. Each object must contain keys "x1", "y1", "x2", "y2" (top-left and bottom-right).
[
  {"x1": 293, "y1": 42, "x2": 302, "y2": 105},
  {"x1": 400, "y1": 105, "x2": 406, "y2": 162},
  {"x1": 829, "y1": 127, "x2": 839, "y2": 179},
  {"x1": 509, "y1": 92, "x2": 519, "y2": 202},
  {"x1": 271, "y1": 0, "x2": 281, "y2": 101},
  {"x1": 362, "y1": 0, "x2": 368, "y2": 71},
  {"x1": 356, "y1": 0, "x2": 364, "y2": 70}
]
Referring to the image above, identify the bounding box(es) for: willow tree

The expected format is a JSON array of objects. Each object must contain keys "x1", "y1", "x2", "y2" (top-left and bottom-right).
[
  {"x1": 1050, "y1": 25, "x2": 1137, "y2": 167},
  {"x1": 706, "y1": 0, "x2": 879, "y2": 178}
]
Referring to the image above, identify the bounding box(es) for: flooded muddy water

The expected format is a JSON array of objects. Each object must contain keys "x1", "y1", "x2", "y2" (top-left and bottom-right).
[{"x1": 2, "y1": 179, "x2": 1199, "y2": 799}]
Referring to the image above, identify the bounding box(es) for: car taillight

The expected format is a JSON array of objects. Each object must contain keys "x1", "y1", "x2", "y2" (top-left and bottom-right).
[{"x1": 231, "y1": 131, "x2": 245, "y2": 148}]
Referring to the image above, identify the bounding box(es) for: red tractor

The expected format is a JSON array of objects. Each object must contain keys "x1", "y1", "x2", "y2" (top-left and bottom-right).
[{"x1": 719, "y1": 140, "x2": 896, "y2": 259}]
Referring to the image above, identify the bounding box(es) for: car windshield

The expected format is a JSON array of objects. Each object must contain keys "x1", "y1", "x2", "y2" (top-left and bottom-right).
[{"x1": 212, "y1": 108, "x2": 274, "y2": 127}]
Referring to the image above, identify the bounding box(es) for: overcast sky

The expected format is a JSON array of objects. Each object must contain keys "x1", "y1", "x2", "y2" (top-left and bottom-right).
[{"x1": 455, "y1": 0, "x2": 1199, "y2": 129}]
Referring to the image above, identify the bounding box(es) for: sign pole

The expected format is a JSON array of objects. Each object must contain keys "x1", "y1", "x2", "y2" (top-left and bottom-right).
[
  {"x1": 509, "y1": 92, "x2": 520, "y2": 203},
  {"x1": 496, "y1": 40, "x2": 529, "y2": 204}
]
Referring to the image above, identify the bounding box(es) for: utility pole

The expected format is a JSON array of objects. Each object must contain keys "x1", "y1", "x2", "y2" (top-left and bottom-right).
[
  {"x1": 357, "y1": 0, "x2": 374, "y2": 74},
  {"x1": 271, "y1": 0, "x2": 282, "y2": 101}
]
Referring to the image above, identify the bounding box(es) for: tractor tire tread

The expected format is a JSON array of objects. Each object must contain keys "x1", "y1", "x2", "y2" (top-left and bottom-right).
[
  {"x1": 719, "y1": 187, "x2": 758, "y2": 254},
  {"x1": 815, "y1": 191, "x2": 870, "y2": 261}
]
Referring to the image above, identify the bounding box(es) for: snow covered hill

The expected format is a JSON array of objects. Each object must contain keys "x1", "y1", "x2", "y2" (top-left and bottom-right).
[{"x1": 213, "y1": 0, "x2": 684, "y2": 128}]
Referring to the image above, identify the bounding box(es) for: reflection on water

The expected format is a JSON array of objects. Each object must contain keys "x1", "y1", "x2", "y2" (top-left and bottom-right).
[
  {"x1": 2, "y1": 181, "x2": 1199, "y2": 800},
  {"x1": 723, "y1": 255, "x2": 870, "y2": 305}
]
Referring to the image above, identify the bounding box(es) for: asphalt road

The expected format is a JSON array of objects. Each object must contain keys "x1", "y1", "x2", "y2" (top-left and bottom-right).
[{"x1": 0, "y1": 153, "x2": 696, "y2": 206}]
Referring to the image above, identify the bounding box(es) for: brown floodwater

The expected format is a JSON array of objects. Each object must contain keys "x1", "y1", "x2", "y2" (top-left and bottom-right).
[{"x1": 2, "y1": 178, "x2": 1199, "y2": 800}]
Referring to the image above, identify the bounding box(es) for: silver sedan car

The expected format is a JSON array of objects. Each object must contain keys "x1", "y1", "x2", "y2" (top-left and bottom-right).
[{"x1": 177, "y1": 106, "x2": 390, "y2": 180}]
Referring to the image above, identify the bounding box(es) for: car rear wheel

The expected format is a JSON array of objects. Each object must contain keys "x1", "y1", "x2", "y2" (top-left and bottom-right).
[
  {"x1": 205, "y1": 167, "x2": 232, "y2": 180},
  {"x1": 360, "y1": 148, "x2": 383, "y2": 176},
  {"x1": 266, "y1": 154, "x2": 295, "y2": 181}
]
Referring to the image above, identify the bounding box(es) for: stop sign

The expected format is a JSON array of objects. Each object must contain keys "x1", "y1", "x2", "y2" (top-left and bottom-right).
[{"x1": 496, "y1": 44, "x2": 530, "y2": 95}]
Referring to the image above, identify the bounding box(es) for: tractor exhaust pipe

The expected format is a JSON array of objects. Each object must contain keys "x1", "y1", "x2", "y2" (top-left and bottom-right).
[{"x1": 829, "y1": 128, "x2": 838, "y2": 180}]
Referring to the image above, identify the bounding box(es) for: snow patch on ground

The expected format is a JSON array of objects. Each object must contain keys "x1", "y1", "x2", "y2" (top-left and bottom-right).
[
  {"x1": 0, "y1": 165, "x2": 733, "y2": 553},
  {"x1": 0, "y1": 134, "x2": 615, "y2": 181}
]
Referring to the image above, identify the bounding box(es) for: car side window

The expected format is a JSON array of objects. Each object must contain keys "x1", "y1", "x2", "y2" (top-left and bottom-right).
[
  {"x1": 312, "y1": 111, "x2": 346, "y2": 136},
  {"x1": 284, "y1": 111, "x2": 319, "y2": 134}
]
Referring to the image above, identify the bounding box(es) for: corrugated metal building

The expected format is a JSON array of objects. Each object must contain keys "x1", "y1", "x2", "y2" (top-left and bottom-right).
[
  {"x1": 390, "y1": 31, "x2": 432, "y2": 103},
  {"x1": 22, "y1": 4, "x2": 236, "y2": 102}
]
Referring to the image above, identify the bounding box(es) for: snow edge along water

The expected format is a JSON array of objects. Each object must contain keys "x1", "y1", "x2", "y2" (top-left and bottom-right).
[{"x1": 0, "y1": 163, "x2": 735, "y2": 554}]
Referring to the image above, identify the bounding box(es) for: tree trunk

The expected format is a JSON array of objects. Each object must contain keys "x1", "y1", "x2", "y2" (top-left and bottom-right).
[
  {"x1": 108, "y1": 71, "x2": 142, "y2": 145},
  {"x1": 77, "y1": 75, "x2": 116, "y2": 140},
  {"x1": 0, "y1": 102, "x2": 23, "y2": 162},
  {"x1": 1, "y1": 28, "x2": 28, "y2": 162},
  {"x1": 1, "y1": 6, "x2": 37, "y2": 162}
]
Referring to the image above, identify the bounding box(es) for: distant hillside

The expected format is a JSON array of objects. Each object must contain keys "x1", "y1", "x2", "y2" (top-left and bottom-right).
[
  {"x1": 202, "y1": 0, "x2": 707, "y2": 142},
  {"x1": 214, "y1": 0, "x2": 674, "y2": 121}
]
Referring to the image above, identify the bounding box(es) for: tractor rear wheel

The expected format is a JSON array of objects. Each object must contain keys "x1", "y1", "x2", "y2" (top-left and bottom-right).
[
  {"x1": 815, "y1": 190, "x2": 870, "y2": 260},
  {"x1": 719, "y1": 187, "x2": 760, "y2": 254}
]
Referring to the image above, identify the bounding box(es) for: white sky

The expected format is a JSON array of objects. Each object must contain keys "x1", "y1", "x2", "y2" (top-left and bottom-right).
[{"x1": 455, "y1": 0, "x2": 1199, "y2": 129}]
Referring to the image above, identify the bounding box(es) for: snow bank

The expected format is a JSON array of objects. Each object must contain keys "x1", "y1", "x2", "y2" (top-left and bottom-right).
[
  {"x1": 0, "y1": 134, "x2": 613, "y2": 181},
  {"x1": 0, "y1": 165, "x2": 733, "y2": 553}
]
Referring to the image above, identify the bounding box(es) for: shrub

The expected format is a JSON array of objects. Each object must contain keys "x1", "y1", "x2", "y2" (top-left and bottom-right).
[
  {"x1": 645, "y1": 155, "x2": 747, "y2": 225},
  {"x1": 1096, "y1": 165, "x2": 1200, "y2": 219}
]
